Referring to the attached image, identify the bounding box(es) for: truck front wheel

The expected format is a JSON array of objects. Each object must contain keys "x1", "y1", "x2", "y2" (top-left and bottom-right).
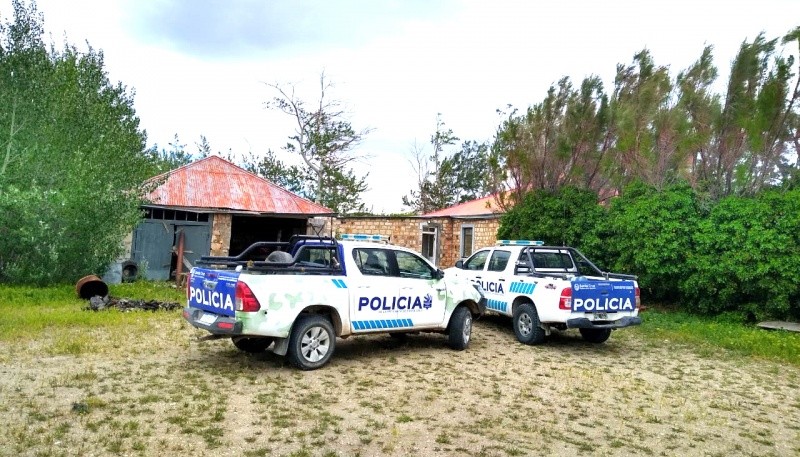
[
  {"x1": 579, "y1": 328, "x2": 611, "y2": 344},
  {"x1": 513, "y1": 303, "x2": 546, "y2": 345},
  {"x1": 448, "y1": 306, "x2": 472, "y2": 350},
  {"x1": 287, "y1": 315, "x2": 336, "y2": 370}
]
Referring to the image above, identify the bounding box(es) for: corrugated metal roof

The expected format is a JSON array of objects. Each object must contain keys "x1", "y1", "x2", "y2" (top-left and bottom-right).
[
  {"x1": 145, "y1": 156, "x2": 335, "y2": 215},
  {"x1": 422, "y1": 193, "x2": 504, "y2": 217}
]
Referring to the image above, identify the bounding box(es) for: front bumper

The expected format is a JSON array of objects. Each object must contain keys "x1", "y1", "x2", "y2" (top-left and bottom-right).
[
  {"x1": 182, "y1": 306, "x2": 243, "y2": 335},
  {"x1": 566, "y1": 316, "x2": 642, "y2": 329}
]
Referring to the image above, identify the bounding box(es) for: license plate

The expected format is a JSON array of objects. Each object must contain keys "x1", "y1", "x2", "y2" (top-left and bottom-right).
[{"x1": 198, "y1": 313, "x2": 217, "y2": 325}]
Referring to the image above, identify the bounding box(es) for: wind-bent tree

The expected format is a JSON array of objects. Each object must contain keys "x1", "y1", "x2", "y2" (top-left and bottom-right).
[
  {"x1": 490, "y1": 31, "x2": 800, "y2": 204},
  {"x1": 265, "y1": 73, "x2": 371, "y2": 213},
  {"x1": 0, "y1": 0, "x2": 158, "y2": 284}
]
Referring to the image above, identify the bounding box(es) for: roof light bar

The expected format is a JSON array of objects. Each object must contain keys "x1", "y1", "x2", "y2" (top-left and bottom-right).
[
  {"x1": 339, "y1": 233, "x2": 391, "y2": 243},
  {"x1": 496, "y1": 240, "x2": 545, "y2": 246}
]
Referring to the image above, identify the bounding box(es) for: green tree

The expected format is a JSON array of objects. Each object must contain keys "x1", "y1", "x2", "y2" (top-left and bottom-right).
[
  {"x1": 0, "y1": 0, "x2": 156, "y2": 284},
  {"x1": 266, "y1": 73, "x2": 370, "y2": 213},
  {"x1": 403, "y1": 115, "x2": 491, "y2": 213},
  {"x1": 239, "y1": 148, "x2": 307, "y2": 195}
]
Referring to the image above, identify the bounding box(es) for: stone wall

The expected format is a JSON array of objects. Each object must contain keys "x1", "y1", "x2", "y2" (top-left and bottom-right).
[
  {"x1": 210, "y1": 213, "x2": 232, "y2": 257},
  {"x1": 334, "y1": 216, "x2": 501, "y2": 268}
]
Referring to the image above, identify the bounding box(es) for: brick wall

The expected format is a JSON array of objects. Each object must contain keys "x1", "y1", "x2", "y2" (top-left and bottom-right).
[{"x1": 334, "y1": 216, "x2": 501, "y2": 268}]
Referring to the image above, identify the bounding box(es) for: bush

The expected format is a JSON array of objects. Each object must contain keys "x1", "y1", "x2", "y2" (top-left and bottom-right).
[
  {"x1": 497, "y1": 186, "x2": 606, "y2": 255},
  {"x1": 682, "y1": 189, "x2": 800, "y2": 319},
  {"x1": 603, "y1": 182, "x2": 701, "y2": 302}
]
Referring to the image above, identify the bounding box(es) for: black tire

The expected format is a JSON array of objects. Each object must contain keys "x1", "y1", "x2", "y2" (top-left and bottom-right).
[
  {"x1": 448, "y1": 306, "x2": 473, "y2": 350},
  {"x1": 512, "y1": 303, "x2": 546, "y2": 345},
  {"x1": 287, "y1": 315, "x2": 336, "y2": 370},
  {"x1": 232, "y1": 337, "x2": 273, "y2": 353},
  {"x1": 579, "y1": 328, "x2": 611, "y2": 344}
]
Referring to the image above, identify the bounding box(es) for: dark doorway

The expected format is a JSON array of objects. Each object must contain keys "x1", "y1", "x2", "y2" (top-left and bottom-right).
[{"x1": 229, "y1": 216, "x2": 308, "y2": 256}]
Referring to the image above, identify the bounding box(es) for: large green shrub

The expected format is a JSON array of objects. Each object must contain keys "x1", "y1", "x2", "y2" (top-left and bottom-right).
[
  {"x1": 682, "y1": 189, "x2": 800, "y2": 319},
  {"x1": 0, "y1": 2, "x2": 157, "y2": 284},
  {"x1": 497, "y1": 187, "x2": 606, "y2": 257},
  {"x1": 603, "y1": 182, "x2": 702, "y2": 302}
]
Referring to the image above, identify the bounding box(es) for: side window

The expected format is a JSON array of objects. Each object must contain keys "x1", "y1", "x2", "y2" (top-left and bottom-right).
[
  {"x1": 488, "y1": 250, "x2": 511, "y2": 272},
  {"x1": 395, "y1": 250, "x2": 435, "y2": 280},
  {"x1": 463, "y1": 250, "x2": 490, "y2": 271},
  {"x1": 353, "y1": 248, "x2": 391, "y2": 276}
]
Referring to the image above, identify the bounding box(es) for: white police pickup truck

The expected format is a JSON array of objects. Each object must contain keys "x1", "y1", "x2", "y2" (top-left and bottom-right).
[
  {"x1": 446, "y1": 240, "x2": 641, "y2": 345},
  {"x1": 183, "y1": 234, "x2": 486, "y2": 370}
]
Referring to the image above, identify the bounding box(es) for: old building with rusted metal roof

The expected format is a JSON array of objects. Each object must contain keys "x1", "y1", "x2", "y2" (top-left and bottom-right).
[{"x1": 130, "y1": 156, "x2": 334, "y2": 280}]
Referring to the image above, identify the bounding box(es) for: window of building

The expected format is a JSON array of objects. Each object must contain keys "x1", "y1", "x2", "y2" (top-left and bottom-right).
[
  {"x1": 460, "y1": 225, "x2": 474, "y2": 259},
  {"x1": 421, "y1": 225, "x2": 438, "y2": 265}
]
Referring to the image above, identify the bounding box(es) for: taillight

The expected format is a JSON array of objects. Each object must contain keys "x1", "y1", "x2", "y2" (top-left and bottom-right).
[
  {"x1": 635, "y1": 286, "x2": 641, "y2": 310},
  {"x1": 235, "y1": 281, "x2": 261, "y2": 312},
  {"x1": 558, "y1": 287, "x2": 572, "y2": 310}
]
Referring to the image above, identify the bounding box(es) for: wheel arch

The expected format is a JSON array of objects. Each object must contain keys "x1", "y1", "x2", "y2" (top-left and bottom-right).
[
  {"x1": 456, "y1": 298, "x2": 482, "y2": 316},
  {"x1": 510, "y1": 295, "x2": 536, "y2": 316},
  {"x1": 300, "y1": 304, "x2": 343, "y2": 336}
]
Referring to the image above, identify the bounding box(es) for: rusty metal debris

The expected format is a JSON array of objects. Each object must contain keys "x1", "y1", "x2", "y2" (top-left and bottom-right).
[{"x1": 84, "y1": 295, "x2": 180, "y2": 312}]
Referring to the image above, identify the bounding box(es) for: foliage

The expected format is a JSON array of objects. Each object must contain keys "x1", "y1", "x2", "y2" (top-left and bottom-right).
[
  {"x1": 489, "y1": 30, "x2": 800, "y2": 204},
  {"x1": 0, "y1": 0, "x2": 157, "y2": 285},
  {"x1": 682, "y1": 189, "x2": 800, "y2": 318},
  {"x1": 403, "y1": 115, "x2": 492, "y2": 213},
  {"x1": 602, "y1": 182, "x2": 702, "y2": 302},
  {"x1": 638, "y1": 309, "x2": 800, "y2": 366},
  {"x1": 496, "y1": 186, "x2": 606, "y2": 254},
  {"x1": 265, "y1": 73, "x2": 370, "y2": 214}
]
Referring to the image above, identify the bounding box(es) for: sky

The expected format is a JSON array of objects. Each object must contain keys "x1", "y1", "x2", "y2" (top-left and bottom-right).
[{"x1": 2, "y1": 0, "x2": 799, "y2": 213}]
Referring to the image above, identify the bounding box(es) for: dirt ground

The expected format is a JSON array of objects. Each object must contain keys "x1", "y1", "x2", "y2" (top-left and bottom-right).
[{"x1": 1, "y1": 314, "x2": 799, "y2": 457}]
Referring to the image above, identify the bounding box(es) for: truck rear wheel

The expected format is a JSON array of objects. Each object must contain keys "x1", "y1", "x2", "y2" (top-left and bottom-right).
[
  {"x1": 513, "y1": 303, "x2": 546, "y2": 345},
  {"x1": 287, "y1": 314, "x2": 335, "y2": 370},
  {"x1": 448, "y1": 306, "x2": 472, "y2": 350},
  {"x1": 579, "y1": 328, "x2": 611, "y2": 343},
  {"x1": 232, "y1": 337, "x2": 273, "y2": 353}
]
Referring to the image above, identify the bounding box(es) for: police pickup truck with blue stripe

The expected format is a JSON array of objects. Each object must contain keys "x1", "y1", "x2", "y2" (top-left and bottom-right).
[
  {"x1": 446, "y1": 240, "x2": 641, "y2": 345},
  {"x1": 183, "y1": 234, "x2": 486, "y2": 370}
]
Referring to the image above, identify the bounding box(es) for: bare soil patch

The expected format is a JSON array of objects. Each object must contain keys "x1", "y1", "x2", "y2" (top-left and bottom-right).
[{"x1": 1, "y1": 314, "x2": 799, "y2": 456}]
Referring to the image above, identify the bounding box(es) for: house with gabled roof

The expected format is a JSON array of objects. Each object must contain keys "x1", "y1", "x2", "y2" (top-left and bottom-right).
[{"x1": 130, "y1": 156, "x2": 334, "y2": 280}]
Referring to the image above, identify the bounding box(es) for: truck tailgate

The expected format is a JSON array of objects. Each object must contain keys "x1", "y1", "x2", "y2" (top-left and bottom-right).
[
  {"x1": 187, "y1": 268, "x2": 240, "y2": 317},
  {"x1": 571, "y1": 280, "x2": 636, "y2": 313}
]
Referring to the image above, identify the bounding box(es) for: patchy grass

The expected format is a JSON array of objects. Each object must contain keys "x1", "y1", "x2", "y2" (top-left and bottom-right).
[
  {"x1": 636, "y1": 309, "x2": 800, "y2": 365},
  {"x1": 1, "y1": 285, "x2": 799, "y2": 456}
]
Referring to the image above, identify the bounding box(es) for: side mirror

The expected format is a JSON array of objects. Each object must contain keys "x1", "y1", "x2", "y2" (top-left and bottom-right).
[
  {"x1": 435, "y1": 269, "x2": 445, "y2": 280},
  {"x1": 455, "y1": 260, "x2": 464, "y2": 269}
]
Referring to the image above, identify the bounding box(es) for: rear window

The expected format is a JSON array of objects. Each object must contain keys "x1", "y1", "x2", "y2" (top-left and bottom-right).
[{"x1": 521, "y1": 249, "x2": 576, "y2": 271}]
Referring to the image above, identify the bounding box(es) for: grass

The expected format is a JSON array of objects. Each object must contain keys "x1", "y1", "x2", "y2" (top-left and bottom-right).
[
  {"x1": 0, "y1": 281, "x2": 185, "y2": 340},
  {"x1": 636, "y1": 308, "x2": 800, "y2": 365}
]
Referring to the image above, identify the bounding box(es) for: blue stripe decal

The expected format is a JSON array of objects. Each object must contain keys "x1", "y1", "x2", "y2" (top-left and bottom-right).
[
  {"x1": 510, "y1": 282, "x2": 535, "y2": 295},
  {"x1": 487, "y1": 299, "x2": 508, "y2": 313},
  {"x1": 330, "y1": 279, "x2": 348, "y2": 289},
  {"x1": 353, "y1": 319, "x2": 415, "y2": 330}
]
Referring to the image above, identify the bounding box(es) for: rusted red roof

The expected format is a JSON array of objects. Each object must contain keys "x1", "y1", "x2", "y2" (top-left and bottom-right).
[
  {"x1": 422, "y1": 193, "x2": 505, "y2": 217},
  {"x1": 145, "y1": 156, "x2": 334, "y2": 215}
]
